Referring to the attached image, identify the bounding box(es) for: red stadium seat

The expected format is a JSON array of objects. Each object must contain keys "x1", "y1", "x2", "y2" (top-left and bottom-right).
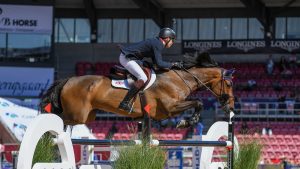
[
  {"x1": 159, "y1": 134, "x2": 167, "y2": 140},
  {"x1": 174, "y1": 134, "x2": 183, "y2": 140},
  {"x1": 166, "y1": 134, "x2": 175, "y2": 140},
  {"x1": 95, "y1": 133, "x2": 106, "y2": 140},
  {"x1": 292, "y1": 135, "x2": 300, "y2": 143},
  {"x1": 275, "y1": 135, "x2": 284, "y2": 143},
  {"x1": 284, "y1": 136, "x2": 293, "y2": 144},
  {"x1": 113, "y1": 133, "x2": 121, "y2": 140},
  {"x1": 121, "y1": 133, "x2": 130, "y2": 140}
]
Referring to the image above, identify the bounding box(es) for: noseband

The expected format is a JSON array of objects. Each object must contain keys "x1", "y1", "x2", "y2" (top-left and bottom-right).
[
  {"x1": 218, "y1": 69, "x2": 235, "y2": 113},
  {"x1": 173, "y1": 67, "x2": 234, "y2": 113}
]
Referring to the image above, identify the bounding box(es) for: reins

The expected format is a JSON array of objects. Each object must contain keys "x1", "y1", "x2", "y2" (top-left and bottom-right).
[
  {"x1": 173, "y1": 69, "x2": 193, "y2": 92},
  {"x1": 173, "y1": 66, "x2": 235, "y2": 108},
  {"x1": 173, "y1": 67, "x2": 220, "y2": 97}
]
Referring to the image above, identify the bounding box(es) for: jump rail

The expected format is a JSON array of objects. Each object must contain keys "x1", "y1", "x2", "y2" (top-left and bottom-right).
[
  {"x1": 17, "y1": 113, "x2": 236, "y2": 169},
  {"x1": 71, "y1": 139, "x2": 232, "y2": 147}
]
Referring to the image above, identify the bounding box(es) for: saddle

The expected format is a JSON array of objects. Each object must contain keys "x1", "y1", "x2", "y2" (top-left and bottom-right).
[{"x1": 109, "y1": 62, "x2": 156, "y2": 90}]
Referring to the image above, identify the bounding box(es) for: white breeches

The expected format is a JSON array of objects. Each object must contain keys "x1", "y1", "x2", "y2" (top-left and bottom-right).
[{"x1": 119, "y1": 53, "x2": 148, "y2": 83}]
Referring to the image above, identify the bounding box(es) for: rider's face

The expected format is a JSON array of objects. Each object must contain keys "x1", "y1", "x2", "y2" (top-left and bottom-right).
[{"x1": 165, "y1": 38, "x2": 174, "y2": 48}]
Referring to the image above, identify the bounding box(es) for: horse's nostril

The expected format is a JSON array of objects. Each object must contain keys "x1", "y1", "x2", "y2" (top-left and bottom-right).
[
  {"x1": 221, "y1": 104, "x2": 232, "y2": 114},
  {"x1": 220, "y1": 94, "x2": 229, "y2": 101}
]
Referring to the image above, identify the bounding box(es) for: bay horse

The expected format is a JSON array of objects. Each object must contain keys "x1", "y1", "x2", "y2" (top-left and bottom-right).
[{"x1": 40, "y1": 53, "x2": 235, "y2": 128}]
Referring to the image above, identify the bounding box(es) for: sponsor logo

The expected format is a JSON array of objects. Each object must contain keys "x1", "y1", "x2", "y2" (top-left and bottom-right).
[
  {"x1": 0, "y1": 5, "x2": 53, "y2": 34},
  {"x1": 271, "y1": 40, "x2": 300, "y2": 52},
  {"x1": 21, "y1": 114, "x2": 36, "y2": 119},
  {"x1": 184, "y1": 41, "x2": 222, "y2": 52},
  {"x1": 10, "y1": 113, "x2": 19, "y2": 118},
  {"x1": 0, "y1": 17, "x2": 37, "y2": 27},
  {"x1": 0, "y1": 79, "x2": 51, "y2": 96},
  {"x1": 167, "y1": 150, "x2": 182, "y2": 167},
  {"x1": 227, "y1": 40, "x2": 265, "y2": 52},
  {"x1": 0, "y1": 101, "x2": 9, "y2": 107},
  {"x1": 82, "y1": 145, "x2": 89, "y2": 163},
  {"x1": 193, "y1": 149, "x2": 200, "y2": 169},
  {"x1": 12, "y1": 123, "x2": 27, "y2": 130},
  {"x1": 18, "y1": 124, "x2": 27, "y2": 130},
  {"x1": 183, "y1": 40, "x2": 300, "y2": 53},
  {"x1": 0, "y1": 6, "x2": 38, "y2": 27},
  {"x1": 115, "y1": 81, "x2": 124, "y2": 85}
]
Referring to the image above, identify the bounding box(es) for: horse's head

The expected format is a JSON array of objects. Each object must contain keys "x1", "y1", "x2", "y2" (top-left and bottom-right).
[
  {"x1": 210, "y1": 68, "x2": 235, "y2": 114},
  {"x1": 176, "y1": 53, "x2": 234, "y2": 114}
]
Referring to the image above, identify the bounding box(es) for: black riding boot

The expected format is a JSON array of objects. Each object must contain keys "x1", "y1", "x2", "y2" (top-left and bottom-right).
[{"x1": 118, "y1": 80, "x2": 145, "y2": 112}]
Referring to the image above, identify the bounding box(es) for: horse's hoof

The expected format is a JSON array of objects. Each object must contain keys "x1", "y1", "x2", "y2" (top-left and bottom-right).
[{"x1": 176, "y1": 120, "x2": 190, "y2": 129}]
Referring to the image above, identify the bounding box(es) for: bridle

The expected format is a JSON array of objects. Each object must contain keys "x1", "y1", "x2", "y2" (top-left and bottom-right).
[
  {"x1": 173, "y1": 66, "x2": 234, "y2": 113},
  {"x1": 217, "y1": 68, "x2": 235, "y2": 112}
]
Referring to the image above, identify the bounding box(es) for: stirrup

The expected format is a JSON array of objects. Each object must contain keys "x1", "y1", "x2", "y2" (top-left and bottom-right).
[
  {"x1": 118, "y1": 101, "x2": 134, "y2": 113},
  {"x1": 118, "y1": 102, "x2": 130, "y2": 111}
]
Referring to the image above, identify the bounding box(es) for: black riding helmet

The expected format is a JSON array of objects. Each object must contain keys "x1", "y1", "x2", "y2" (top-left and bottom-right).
[{"x1": 158, "y1": 28, "x2": 176, "y2": 40}]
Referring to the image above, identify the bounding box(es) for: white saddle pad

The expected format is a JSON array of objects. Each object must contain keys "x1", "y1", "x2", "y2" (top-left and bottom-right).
[{"x1": 111, "y1": 69, "x2": 156, "y2": 90}]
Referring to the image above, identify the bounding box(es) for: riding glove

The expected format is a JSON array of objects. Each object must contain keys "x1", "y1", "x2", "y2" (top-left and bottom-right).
[{"x1": 172, "y1": 61, "x2": 184, "y2": 68}]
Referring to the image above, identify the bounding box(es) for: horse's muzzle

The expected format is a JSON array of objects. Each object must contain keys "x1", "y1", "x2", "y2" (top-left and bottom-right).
[
  {"x1": 219, "y1": 94, "x2": 229, "y2": 105},
  {"x1": 222, "y1": 104, "x2": 234, "y2": 114}
]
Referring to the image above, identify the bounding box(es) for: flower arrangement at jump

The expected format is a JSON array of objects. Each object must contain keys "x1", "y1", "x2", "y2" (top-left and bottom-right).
[
  {"x1": 32, "y1": 133, "x2": 58, "y2": 167},
  {"x1": 233, "y1": 140, "x2": 262, "y2": 169},
  {"x1": 113, "y1": 142, "x2": 166, "y2": 169}
]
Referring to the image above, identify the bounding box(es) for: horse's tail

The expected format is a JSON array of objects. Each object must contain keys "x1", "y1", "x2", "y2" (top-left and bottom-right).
[{"x1": 39, "y1": 78, "x2": 69, "y2": 114}]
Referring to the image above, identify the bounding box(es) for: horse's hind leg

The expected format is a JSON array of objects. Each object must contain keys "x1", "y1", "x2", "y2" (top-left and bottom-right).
[{"x1": 171, "y1": 99, "x2": 203, "y2": 129}]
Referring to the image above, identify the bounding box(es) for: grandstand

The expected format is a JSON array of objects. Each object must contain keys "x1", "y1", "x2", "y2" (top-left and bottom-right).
[{"x1": 1, "y1": 0, "x2": 300, "y2": 168}]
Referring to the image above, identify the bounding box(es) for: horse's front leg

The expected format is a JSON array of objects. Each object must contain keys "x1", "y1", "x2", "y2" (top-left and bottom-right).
[
  {"x1": 169, "y1": 99, "x2": 203, "y2": 128},
  {"x1": 181, "y1": 99, "x2": 203, "y2": 128}
]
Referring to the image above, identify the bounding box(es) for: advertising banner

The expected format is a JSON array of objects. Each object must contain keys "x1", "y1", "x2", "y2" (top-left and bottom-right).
[
  {"x1": 0, "y1": 67, "x2": 54, "y2": 97},
  {"x1": 167, "y1": 148, "x2": 183, "y2": 169},
  {"x1": 182, "y1": 39, "x2": 300, "y2": 54},
  {"x1": 0, "y1": 97, "x2": 39, "y2": 141},
  {"x1": 0, "y1": 4, "x2": 53, "y2": 34}
]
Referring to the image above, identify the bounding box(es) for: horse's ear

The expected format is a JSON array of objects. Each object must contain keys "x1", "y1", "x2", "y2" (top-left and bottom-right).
[{"x1": 224, "y1": 68, "x2": 235, "y2": 78}]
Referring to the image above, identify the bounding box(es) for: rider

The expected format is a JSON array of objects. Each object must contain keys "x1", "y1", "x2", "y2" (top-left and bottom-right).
[{"x1": 118, "y1": 27, "x2": 181, "y2": 112}]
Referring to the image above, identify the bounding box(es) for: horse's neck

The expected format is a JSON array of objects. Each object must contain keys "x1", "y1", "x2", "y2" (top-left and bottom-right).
[
  {"x1": 190, "y1": 67, "x2": 221, "y2": 81},
  {"x1": 156, "y1": 67, "x2": 221, "y2": 96},
  {"x1": 188, "y1": 67, "x2": 221, "y2": 87}
]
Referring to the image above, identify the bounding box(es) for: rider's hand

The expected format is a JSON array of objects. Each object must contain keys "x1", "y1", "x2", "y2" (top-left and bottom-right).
[{"x1": 172, "y1": 61, "x2": 184, "y2": 68}]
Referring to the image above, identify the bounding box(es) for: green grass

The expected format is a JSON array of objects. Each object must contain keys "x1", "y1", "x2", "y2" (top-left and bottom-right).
[
  {"x1": 32, "y1": 133, "x2": 59, "y2": 167},
  {"x1": 113, "y1": 143, "x2": 166, "y2": 169},
  {"x1": 233, "y1": 140, "x2": 263, "y2": 169}
]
